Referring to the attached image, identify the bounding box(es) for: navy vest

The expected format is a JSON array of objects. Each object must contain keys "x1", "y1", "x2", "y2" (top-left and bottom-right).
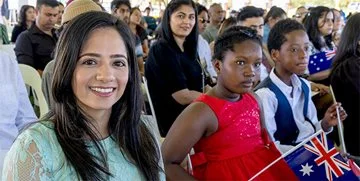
[{"x1": 255, "y1": 77, "x2": 315, "y2": 145}]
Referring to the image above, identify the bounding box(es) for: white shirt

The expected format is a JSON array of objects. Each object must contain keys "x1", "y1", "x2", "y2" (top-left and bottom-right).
[
  {"x1": 260, "y1": 63, "x2": 269, "y2": 81},
  {"x1": 197, "y1": 35, "x2": 217, "y2": 81},
  {"x1": 255, "y1": 69, "x2": 331, "y2": 153},
  {"x1": 0, "y1": 50, "x2": 37, "y2": 150}
]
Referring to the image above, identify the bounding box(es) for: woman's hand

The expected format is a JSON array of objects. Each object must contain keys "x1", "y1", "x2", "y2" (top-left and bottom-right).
[{"x1": 311, "y1": 82, "x2": 330, "y2": 96}]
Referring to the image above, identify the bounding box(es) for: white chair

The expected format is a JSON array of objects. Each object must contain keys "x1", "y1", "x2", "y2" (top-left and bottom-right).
[{"x1": 18, "y1": 64, "x2": 49, "y2": 118}]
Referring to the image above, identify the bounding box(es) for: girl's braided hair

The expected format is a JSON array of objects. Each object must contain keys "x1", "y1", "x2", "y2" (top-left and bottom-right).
[{"x1": 213, "y1": 26, "x2": 262, "y2": 62}]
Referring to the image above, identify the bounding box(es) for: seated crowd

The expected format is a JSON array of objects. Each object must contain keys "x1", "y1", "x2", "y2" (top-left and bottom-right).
[{"x1": 0, "y1": 0, "x2": 359, "y2": 180}]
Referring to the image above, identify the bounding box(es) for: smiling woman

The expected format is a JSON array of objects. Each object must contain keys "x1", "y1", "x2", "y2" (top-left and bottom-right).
[
  {"x1": 72, "y1": 27, "x2": 129, "y2": 122},
  {"x1": 2, "y1": 11, "x2": 164, "y2": 181},
  {"x1": 145, "y1": 0, "x2": 203, "y2": 137}
]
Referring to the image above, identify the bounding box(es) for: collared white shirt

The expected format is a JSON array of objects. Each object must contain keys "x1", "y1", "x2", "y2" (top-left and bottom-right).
[
  {"x1": 0, "y1": 50, "x2": 37, "y2": 150},
  {"x1": 198, "y1": 35, "x2": 217, "y2": 80},
  {"x1": 255, "y1": 69, "x2": 331, "y2": 153}
]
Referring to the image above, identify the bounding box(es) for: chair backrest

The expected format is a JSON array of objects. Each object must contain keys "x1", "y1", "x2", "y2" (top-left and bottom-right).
[
  {"x1": 142, "y1": 115, "x2": 162, "y2": 143},
  {"x1": 142, "y1": 76, "x2": 164, "y2": 141},
  {"x1": 18, "y1": 64, "x2": 49, "y2": 118}
]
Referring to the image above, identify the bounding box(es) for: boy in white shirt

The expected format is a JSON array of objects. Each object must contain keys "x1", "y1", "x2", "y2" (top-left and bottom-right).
[{"x1": 255, "y1": 19, "x2": 347, "y2": 153}]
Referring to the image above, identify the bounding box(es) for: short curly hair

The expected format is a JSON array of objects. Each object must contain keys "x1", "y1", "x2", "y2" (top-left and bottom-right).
[{"x1": 267, "y1": 19, "x2": 306, "y2": 53}]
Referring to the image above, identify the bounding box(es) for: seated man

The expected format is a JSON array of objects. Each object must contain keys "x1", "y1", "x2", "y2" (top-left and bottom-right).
[
  {"x1": 14, "y1": 0, "x2": 59, "y2": 75},
  {"x1": 0, "y1": 50, "x2": 37, "y2": 150}
]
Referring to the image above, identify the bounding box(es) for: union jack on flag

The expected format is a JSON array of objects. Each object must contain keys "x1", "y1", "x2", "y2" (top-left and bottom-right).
[
  {"x1": 284, "y1": 130, "x2": 360, "y2": 180},
  {"x1": 308, "y1": 50, "x2": 336, "y2": 75},
  {"x1": 325, "y1": 50, "x2": 336, "y2": 60}
]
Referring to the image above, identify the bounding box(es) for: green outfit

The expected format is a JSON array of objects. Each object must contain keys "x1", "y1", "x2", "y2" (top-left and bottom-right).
[
  {"x1": 0, "y1": 24, "x2": 10, "y2": 44},
  {"x1": 201, "y1": 24, "x2": 219, "y2": 43},
  {"x1": 2, "y1": 121, "x2": 165, "y2": 180}
]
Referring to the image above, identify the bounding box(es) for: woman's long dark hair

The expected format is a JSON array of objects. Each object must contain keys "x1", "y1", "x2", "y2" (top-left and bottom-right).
[
  {"x1": 303, "y1": 6, "x2": 334, "y2": 51},
  {"x1": 48, "y1": 11, "x2": 161, "y2": 181},
  {"x1": 332, "y1": 13, "x2": 360, "y2": 69},
  {"x1": 18, "y1": 5, "x2": 34, "y2": 28},
  {"x1": 160, "y1": 0, "x2": 198, "y2": 60},
  {"x1": 130, "y1": 7, "x2": 147, "y2": 41}
]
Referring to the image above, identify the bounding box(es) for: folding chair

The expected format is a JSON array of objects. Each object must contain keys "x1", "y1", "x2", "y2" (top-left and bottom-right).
[{"x1": 18, "y1": 64, "x2": 49, "y2": 118}]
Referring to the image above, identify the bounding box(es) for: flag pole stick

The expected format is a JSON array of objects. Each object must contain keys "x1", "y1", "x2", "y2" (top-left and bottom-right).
[
  {"x1": 329, "y1": 85, "x2": 347, "y2": 154},
  {"x1": 248, "y1": 130, "x2": 323, "y2": 181}
]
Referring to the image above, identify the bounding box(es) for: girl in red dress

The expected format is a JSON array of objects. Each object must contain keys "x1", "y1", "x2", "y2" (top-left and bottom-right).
[{"x1": 161, "y1": 25, "x2": 298, "y2": 180}]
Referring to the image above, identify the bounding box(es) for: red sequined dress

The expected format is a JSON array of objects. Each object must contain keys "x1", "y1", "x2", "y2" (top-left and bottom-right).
[{"x1": 190, "y1": 93, "x2": 297, "y2": 180}]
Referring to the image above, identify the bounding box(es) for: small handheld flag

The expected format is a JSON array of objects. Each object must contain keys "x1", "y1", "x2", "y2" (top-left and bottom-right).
[{"x1": 308, "y1": 50, "x2": 336, "y2": 74}]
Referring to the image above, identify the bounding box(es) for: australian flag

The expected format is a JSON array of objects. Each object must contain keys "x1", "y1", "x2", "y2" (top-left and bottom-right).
[
  {"x1": 284, "y1": 130, "x2": 360, "y2": 180},
  {"x1": 308, "y1": 50, "x2": 336, "y2": 75}
]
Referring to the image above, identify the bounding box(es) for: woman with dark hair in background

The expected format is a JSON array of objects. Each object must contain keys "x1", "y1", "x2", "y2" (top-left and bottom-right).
[
  {"x1": 11, "y1": 5, "x2": 35, "y2": 43},
  {"x1": 263, "y1": 6, "x2": 286, "y2": 44},
  {"x1": 145, "y1": 0, "x2": 204, "y2": 137},
  {"x1": 332, "y1": 8, "x2": 345, "y2": 32},
  {"x1": 330, "y1": 13, "x2": 360, "y2": 164},
  {"x1": 3, "y1": 11, "x2": 164, "y2": 181},
  {"x1": 294, "y1": 6, "x2": 308, "y2": 23},
  {"x1": 331, "y1": 8, "x2": 345, "y2": 49},
  {"x1": 261, "y1": 6, "x2": 287, "y2": 77},
  {"x1": 196, "y1": 3, "x2": 217, "y2": 85},
  {"x1": 129, "y1": 7, "x2": 149, "y2": 58},
  {"x1": 303, "y1": 6, "x2": 334, "y2": 84}
]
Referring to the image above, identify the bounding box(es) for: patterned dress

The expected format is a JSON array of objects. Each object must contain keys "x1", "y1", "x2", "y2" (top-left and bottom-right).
[{"x1": 2, "y1": 121, "x2": 165, "y2": 181}]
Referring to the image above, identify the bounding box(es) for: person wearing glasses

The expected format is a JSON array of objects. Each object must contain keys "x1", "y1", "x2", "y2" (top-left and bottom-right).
[
  {"x1": 196, "y1": 3, "x2": 217, "y2": 85},
  {"x1": 255, "y1": 19, "x2": 346, "y2": 154}
]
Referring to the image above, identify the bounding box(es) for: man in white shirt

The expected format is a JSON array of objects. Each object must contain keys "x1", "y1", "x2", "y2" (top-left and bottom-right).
[{"x1": 0, "y1": 50, "x2": 37, "y2": 150}]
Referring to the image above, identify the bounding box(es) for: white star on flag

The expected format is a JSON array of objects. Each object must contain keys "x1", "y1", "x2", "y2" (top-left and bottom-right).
[{"x1": 300, "y1": 163, "x2": 314, "y2": 176}]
